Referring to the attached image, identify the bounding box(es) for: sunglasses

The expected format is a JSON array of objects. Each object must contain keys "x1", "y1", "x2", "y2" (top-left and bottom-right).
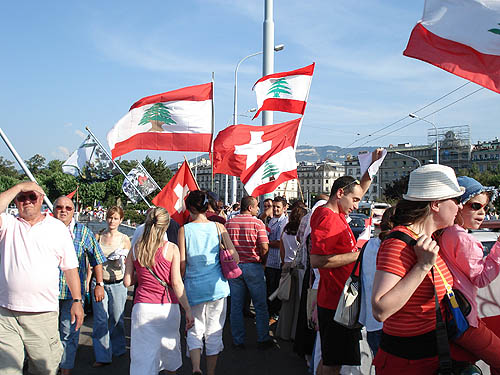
[
  {"x1": 16, "y1": 192, "x2": 39, "y2": 202},
  {"x1": 467, "y1": 202, "x2": 489, "y2": 213},
  {"x1": 55, "y1": 205, "x2": 74, "y2": 211},
  {"x1": 341, "y1": 179, "x2": 361, "y2": 190}
]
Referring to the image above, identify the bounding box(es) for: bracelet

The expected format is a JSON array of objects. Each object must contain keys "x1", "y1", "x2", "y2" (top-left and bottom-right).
[{"x1": 72, "y1": 299, "x2": 83, "y2": 304}]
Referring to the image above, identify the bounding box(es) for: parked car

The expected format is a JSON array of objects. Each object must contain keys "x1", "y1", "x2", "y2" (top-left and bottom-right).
[{"x1": 349, "y1": 213, "x2": 369, "y2": 240}]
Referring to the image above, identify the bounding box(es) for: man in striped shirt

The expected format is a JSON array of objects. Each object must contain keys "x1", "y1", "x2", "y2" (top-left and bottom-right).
[{"x1": 226, "y1": 196, "x2": 275, "y2": 349}]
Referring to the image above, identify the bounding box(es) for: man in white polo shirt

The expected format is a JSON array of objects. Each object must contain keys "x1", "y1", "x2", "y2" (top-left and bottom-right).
[{"x1": 0, "y1": 181, "x2": 83, "y2": 375}]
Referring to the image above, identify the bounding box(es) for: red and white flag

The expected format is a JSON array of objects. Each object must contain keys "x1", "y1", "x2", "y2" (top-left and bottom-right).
[
  {"x1": 404, "y1": 0, "x2": 500, "y2": 93},
  {"x1": 66, "y1": 188, "x2": 78, "y2": 200},
  {"x1": 356, "y1": 218, "x2": 372, "y2": 249},
  {"x1": 252, "y1": 63, "x2": 315, "y2": 119},
  {"x1": 152, "y1": 161, "x2": 198, "y2": 225},
  {"x1": 240, "y1": 137, "x2": 298, "y2": 196},
  {"x1": 107, "y1": 83, "x2": 213, "y2": 159},
  {"x1": 212, "y1": 118, "x2": 300, "y2": 177}
]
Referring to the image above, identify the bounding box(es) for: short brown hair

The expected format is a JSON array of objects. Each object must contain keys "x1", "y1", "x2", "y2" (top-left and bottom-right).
[{"x1": 106, "y1": 206, "x2": 124, "y2": 219}]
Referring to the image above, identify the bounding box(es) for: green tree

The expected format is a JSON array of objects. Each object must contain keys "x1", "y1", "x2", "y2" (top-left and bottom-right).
[
  {"x1": 25, "y1": 154, "x2": 46, "y2": 175},
  {"x1": 141, "y1": 156, "x2": 172, "y2": 188},
  {"x1": 0, "y1": 175, "x2": 21, "y2": 192},
  {"x1": 383, "y1": 175, "x2": 410, "y2": 203},
  {"x1": 0, "y1": 157, "x2": 21, "y2": 179},
  {"x1": 138, "y1": 103, "x2": 175, "y2": 132},
  {"x1": 46, "y1": 159, "x2": 64, "y2": 174},
  {"x1": 267, "y1": 78, "x2": 292, "y2": 98}
]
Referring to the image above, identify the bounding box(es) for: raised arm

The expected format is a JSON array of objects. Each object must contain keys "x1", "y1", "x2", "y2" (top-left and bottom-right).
[
  {"x1": 0, "y1": 181, "x2": 45, "y2": 225},
  {"x1": 359, "y1": 148, "x2": 385, "y2": 195}
]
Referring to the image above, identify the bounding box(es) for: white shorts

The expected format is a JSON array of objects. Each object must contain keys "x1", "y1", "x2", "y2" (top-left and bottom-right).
[
  {"x1": 130, "y1": 303, "x2": 181, "y2": 374},
  {"x1": 186, "y1": 298, "x2": 227, "y2": 356}
]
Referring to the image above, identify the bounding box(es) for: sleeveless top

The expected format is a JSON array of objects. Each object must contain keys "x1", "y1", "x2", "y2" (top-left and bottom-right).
[
  {"x1": 183, "y1": 222, "x2": 229, "y2": 306},
  {"x1": 132, "y1": 242, "x2": 178, "y2": 305},
  {"x1": 98, "y1": 232, "x2": 129, "y2": 282}
]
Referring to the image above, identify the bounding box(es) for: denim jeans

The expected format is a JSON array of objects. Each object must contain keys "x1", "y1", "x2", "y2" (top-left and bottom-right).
[
  {"x1": 229, "y1": 262, "x2": 270, "y2": 345},
  {"x1": 91, "y1": 280, "x2": 128, "y2": 363},
  {"x1": 59, "y1": 299, "x2": 80, "y2": 369}
]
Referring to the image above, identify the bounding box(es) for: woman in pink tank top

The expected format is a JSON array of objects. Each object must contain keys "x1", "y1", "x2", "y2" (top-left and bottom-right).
[{"x1": 124, "y1": 208, "x2": 193, "y2": 375}]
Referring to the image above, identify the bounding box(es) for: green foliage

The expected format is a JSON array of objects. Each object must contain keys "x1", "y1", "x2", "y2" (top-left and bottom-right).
[
  {"x1": 0, "y1": 175, "x2": 21, "y2": 192},
  {"x1": 382, "y1": 175, "x2": 410, "y2": 203},
  {"x1": 0, "y1": 157, "x2": 21, "y2": 179},
  {"x1": 25, "y1": 154, "x2": 46, "y2": 175},
  {"x1": 138, "y1": 103, "x2": 175, "y2": 126},
  {"x1": 141, "y1": 156, "x2": 172, "y2": 188},
  {"x1": 123, "y1": 209, "x2": 146, "y2": 225}
]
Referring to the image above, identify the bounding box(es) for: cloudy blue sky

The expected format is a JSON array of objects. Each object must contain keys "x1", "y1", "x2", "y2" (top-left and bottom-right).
[{"x1": 1, "y1": 0, "x2": 499, "y2": 167}]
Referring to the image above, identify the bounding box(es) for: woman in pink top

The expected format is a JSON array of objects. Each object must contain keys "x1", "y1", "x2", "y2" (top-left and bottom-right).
[
  {"x1": 124, "y1": 208, "x2": 193, "y2": 375},
  {"x1": 439, "y1": 176, "x2": 500, "y2": 375}
]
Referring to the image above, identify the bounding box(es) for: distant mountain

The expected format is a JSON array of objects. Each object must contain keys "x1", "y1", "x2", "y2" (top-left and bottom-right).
[{"x1": 169, "y1": 144, "x2": 379, "y2": 168}]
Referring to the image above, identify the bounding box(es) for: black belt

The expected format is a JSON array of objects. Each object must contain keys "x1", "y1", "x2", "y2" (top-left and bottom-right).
[
  {"x1": 380, "y1": 330, "x2": 437, "y2": 360},
  {"x1": 103, "y1": 279, "x2": 123, "y2": 285}
]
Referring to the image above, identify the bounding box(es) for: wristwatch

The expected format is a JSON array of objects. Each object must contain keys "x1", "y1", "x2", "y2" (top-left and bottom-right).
[
  {"x1": 96, "y1": 281, "x2": 105, "y2": 287},
  {"x1": 72, "y1": 299, "x2": 83, "y2": 304}
]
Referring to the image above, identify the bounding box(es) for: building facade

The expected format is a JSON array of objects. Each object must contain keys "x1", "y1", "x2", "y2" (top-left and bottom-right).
[{"x1": 471, "y1": 138, "x2": 500, "y2": 172}]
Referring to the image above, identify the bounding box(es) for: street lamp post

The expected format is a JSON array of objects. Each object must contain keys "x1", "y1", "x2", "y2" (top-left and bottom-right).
[
  {"x1": 229, "y1": 44, "x2": 285, "y2": 204},
  {"x1": 409, "y1": 113, "x2": 439, "y2": 164},
  {"x1": 395, "y1": 151, "x2": 422, "y2": 168}
]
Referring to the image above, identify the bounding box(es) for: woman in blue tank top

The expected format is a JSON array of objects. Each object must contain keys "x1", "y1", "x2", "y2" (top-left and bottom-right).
[{"x1": 178, "y1": 190, "x2": 239, "y2": 375}]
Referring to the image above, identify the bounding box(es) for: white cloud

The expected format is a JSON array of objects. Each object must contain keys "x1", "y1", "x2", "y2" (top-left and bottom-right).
[
  {"x1": 51, "y1": 146, "x2": 70, "y2": 159},
  {"x1": 75, "y1": 130, "x2": 86, "y2": 139}
]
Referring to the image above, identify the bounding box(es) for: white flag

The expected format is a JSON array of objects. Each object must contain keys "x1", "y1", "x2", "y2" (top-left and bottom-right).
[{"x1": 122, "y1": 168, "x2": 157, "y2": 203}]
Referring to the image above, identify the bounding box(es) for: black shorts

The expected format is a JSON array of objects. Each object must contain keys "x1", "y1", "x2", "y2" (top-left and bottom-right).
[{"x1": 318, "y1": 306, "x2": 362, "y2": 366}]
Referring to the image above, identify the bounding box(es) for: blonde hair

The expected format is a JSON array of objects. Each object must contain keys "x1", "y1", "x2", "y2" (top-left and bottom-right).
[{"x1": 136, "y1": 207, "x2": 170, "y2": 268}]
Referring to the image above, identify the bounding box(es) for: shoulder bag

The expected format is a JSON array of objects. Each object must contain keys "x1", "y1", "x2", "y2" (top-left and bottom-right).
[
  {"x1": 333, "y1": 242, "x2": 367, "y2": 329},
  {"x1": 216, "y1": 223, "x2": 242, "y2": 280}
]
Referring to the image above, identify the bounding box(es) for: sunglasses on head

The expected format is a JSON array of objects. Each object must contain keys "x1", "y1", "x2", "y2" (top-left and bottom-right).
[
  {"x1": 16, "y1": 192, "x2": 39, "y2": 202},
  {"x1": 468, "y1": 202, "x2": 489, "y2": 212},
  {"x1": 341, "y1": 179, "x2": 361, "y2": 190},
  {"x1": 55, "y1": 205, "x2": 73, "y2": 211}
]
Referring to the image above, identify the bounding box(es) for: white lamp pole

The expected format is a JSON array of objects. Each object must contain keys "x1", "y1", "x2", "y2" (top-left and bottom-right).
[
  {"x1": 395, "y1": 151, "x2": 422, "y2": 167},
  {"x1": 229, "y1": 43, "x2": 284, "y2": 204},
  {"x1": 409, "y1": 113, "x2": 439, "y2": 164}
]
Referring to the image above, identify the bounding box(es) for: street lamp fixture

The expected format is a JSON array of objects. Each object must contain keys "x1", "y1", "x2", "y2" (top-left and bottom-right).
[
  {"x1": 228, "y1": 44, "x2": 285, "y2": 204},
  {"x1": 395, "y1": 151, "x2": 422, "y2": 168},
  {"x1": 408, "y1": 113, "x2": 439, "y2": 164}
]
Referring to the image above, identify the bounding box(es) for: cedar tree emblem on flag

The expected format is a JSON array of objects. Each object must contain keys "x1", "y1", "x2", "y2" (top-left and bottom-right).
[
  {"x1": 262, "y1": 161, "x2": 279, "y2": 181},
  {"x1": 267, "y1": 78, "x2": 292, "y2": 98},
  {"x1": 138, "y1": 103, "x2": 176, "y2": 132}
]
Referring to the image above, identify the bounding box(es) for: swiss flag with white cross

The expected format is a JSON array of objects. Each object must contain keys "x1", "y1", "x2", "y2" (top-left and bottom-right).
[
  {"x1": 212, "y1": 118, "x2": 300, "y2": 177},
  {"x1": 152, "y1": 161, "x2": 198, "y2": 225}
]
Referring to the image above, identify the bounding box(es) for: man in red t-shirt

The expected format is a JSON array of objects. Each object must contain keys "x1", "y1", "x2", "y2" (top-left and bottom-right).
[{"x1": 310, "y1": 149, "x2": 383, "y2": 375}]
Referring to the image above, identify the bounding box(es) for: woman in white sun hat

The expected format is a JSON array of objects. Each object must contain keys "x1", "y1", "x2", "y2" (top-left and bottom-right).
[
  {"x1": 371, "y1": 164, "x2": 465, "y2": 374},
  {"x1": 439, "y1": 176, "x2": 500, "y2": 375}
]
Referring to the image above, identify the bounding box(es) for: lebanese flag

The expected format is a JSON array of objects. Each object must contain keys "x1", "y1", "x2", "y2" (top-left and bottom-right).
[
  {"x1": 152, "y1": 161, "x2": 199, "y2": 225},
  {"x1": 107, "y1": 83, "x2": 213, "y2": 159},
  {"x1": 212, "y1": 118, "x2": 300, "y2": 177},
  {"x1": 356, "y1": 218, "x2": 372, "y2": 249},
  {"x1": 404, "y1": 0, "x2": 500, "y2": 93},
  {"x1": 252, "y1": 63, "x2": 315, "y2": 119},
  {"x1": 240, "y1": 137, "x2": 298, "y2": 196}
]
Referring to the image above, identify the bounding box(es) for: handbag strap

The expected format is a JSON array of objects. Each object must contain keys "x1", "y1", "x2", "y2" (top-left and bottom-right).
[
  {"x1": 215, "y1": 222, "x2": 223, "y2": 248},
  {"x1": 349, "y1": 240, "x2": 368, "y2": 277},
  {"x1": 146, "y1": 266, "x2": 170, "y2": 289},
  {"x1": 431, "y1": 269, "x2": 453, "y2": 374}
]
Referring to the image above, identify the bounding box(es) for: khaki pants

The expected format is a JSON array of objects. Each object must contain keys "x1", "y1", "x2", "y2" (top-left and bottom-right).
[{"x1": 0, "y1": 307, "x2": 63, "y2": 375}]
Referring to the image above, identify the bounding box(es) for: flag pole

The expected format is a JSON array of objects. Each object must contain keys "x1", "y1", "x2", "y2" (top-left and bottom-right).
[
  {"x1": 210, "y1": 73, "x2": 215, "y2": 192},
  {"x1": 0, "y1": 127, "x2": 54, "y2": 211},
  {"x1": 297, "y1": 179, "x2": 304, "y2": 202},
  {"x1": 136, "y1": 161, "x2": 161, "y2": 191},
  {"x1": 184, "y1": 156, "x2": 200, "y2": 190},
  {"x1": 85, "y1": 126, "x2": 152, "y2": 208}
]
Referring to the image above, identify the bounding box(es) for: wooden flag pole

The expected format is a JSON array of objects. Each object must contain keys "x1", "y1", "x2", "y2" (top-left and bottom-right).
[
  {"x1": 297, "y1": 179, "x2": 304, "y2": 202},
  {"x1": 85, "y1": 126, "x2": 152, "y2": 208}
]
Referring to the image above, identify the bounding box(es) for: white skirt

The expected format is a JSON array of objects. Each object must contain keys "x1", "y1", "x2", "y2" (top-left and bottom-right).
[{"x1": 130, "y1": 302, "x2": 181, "y2": 374}]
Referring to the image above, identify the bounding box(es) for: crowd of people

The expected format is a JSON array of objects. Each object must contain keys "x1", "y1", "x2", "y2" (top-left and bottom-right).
[{"x1": 1, "y1": 149, "x2": 500, "y2": 375}]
